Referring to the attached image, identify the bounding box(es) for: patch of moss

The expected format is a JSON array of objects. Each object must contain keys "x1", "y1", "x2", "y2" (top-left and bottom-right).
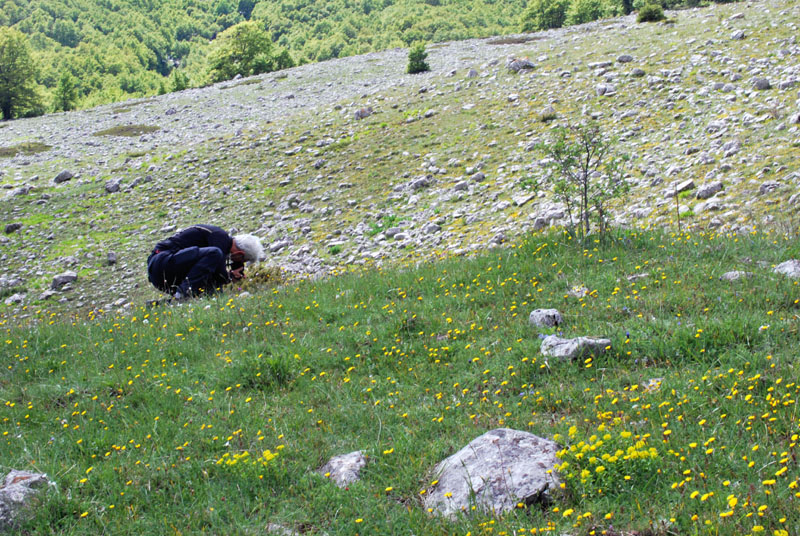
[
  {"x1": 223, "y1": 78, "x2": 261, "y2": 89},
  {"x1": 0, "y1": 142, "x2": 52, "y2": 157},
  {"x1": 486, "y1": 36, "x2": 542, "y2": 45},
  {"x1": 93, "y1": 125, "x2": 161, "y2": 137}
]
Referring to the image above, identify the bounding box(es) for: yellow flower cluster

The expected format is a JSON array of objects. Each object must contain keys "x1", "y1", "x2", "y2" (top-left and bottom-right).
[
  {"x1": 556, "y1": 424, "x2": 659, "y2": 497},
  {"x1": 216, "y1": 448, "x2": 278, "y2": 468}
]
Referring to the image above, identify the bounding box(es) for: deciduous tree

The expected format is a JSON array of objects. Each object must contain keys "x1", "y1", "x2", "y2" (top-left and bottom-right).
[
  {"x1": 0, "y1": 27, "x2": 42, "y2": 120},
  {"x1": 206, "y1": 20, "x2": 274, "y2": 83}
]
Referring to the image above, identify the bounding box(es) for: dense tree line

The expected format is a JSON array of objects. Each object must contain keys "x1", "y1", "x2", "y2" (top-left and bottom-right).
[{"x1": 1, "y1": 0, "x2": 738, "y2": 118}]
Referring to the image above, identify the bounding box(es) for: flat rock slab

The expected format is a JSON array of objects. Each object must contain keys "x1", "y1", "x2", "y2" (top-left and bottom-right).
[
  {"x1": 773, "y1": 260, "x2": 800, "y2": 278},
  {"x1": 540, "y1": 335, "x2": 611, "y2": 360},
  {"x1": 720, "y1": 270, "x2": 753, "y2": 282},
  {"x1": 0, "y1": 470, "x2": 50, "y2": 530},
  {"x1": 318, "y1": 450, "x2": 367, "y2": 488},
  {"x1": 423, "y1": 428, "x2": 560, "y2": 518},
  {"x1": 528, "y1": 309, "x2": 562, "y2": 328}
]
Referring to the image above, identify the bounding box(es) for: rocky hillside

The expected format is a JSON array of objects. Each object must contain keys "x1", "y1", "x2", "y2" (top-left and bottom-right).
[{"x1": 1, "y1": 0, "x2": 798, "y2": 319}]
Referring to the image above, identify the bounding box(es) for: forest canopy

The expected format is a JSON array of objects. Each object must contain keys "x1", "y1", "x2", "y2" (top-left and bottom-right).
[{"x1": 1, "y1": 0, "x2": 736, "y2": 116}]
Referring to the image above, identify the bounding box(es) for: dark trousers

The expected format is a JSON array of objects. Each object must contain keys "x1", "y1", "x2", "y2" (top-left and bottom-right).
[{"x1": 147, "y1": 246, "x2": 226, "y2": 296}]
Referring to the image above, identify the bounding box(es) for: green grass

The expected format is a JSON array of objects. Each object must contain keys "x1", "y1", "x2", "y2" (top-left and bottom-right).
[
  {"x1": 92, "y1": 125, "x2": 161, "y2": 137},
  {"x1": 2, "y1": 229, "x2": 799, "y2": 535},
  {"x1": 0, "y1": 142, "x2": 52, "y2": 157}
]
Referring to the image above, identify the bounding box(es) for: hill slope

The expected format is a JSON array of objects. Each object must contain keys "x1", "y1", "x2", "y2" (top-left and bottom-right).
[
  {"x1": 3, "y1": 0, "x2": 526, "y2": 108},
  {"x1": 1, "y1": 0, "x2": 799, "y2": 317}
]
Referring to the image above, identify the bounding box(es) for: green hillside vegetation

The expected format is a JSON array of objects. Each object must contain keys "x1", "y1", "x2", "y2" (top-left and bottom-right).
[
  {"x1": 2, "y1": 230, "x2": 799, "y2": 534},
  {"x1": 1, "y1": 0, "x2": 736, "y2": 116}
]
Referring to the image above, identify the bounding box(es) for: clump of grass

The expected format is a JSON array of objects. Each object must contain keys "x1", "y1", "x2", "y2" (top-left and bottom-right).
[
  {"x1": 93, "y1": 125, "x2": 161, "y2": 137},
  {"x1": 0, "y1": 142, "x2": 52, "y2": 157},
  {"x1": 238, "y1": 264, "x2": 287, "y2": 293}
]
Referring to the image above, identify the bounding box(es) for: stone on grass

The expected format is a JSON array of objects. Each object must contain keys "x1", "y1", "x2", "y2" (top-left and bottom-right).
[
  {"x1": 752, "y1": 78, "x2": 771, "y2": 90},
  {"x1": 354, "y1": 107, "x2": 373, "y2": 120},
  {"x1": 0, "y1": 470, "x2": 51, "y2": 531},
  {"x1": 773, "y1": 260, "x2": 800, "y2": 278},
  {"x1": 540, "y1": 335, "x2": 611, "y2": 360},
  {"x1": 4, "y1": 223, "x2": 21, "y2": 234},
  {"x1": 720, "y1": 271, "x2": 753, "y2": 282},
  {"x1": 528, "y1": 309, "x2": 562, "y2": 328},
  {"x1": 53, "y1": 170, "x2": 74, "y2": 184},
  {"x1": 422, "y1": 428, "x2": 560, "y2": 519},
  {"x1": 51, "y1": 271, "x2": 77, "y2": 290},
  {"x1": 696, "y1": 182, "x2": 723, "y2": 199},
  {"x1": 318, "y1": 451, "x2": 367, "y2": 488}
]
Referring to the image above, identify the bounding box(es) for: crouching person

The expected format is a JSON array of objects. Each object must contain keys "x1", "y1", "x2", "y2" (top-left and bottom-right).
[{"x1": 147, "y1": 224, "x2": 264, "y2": 300}]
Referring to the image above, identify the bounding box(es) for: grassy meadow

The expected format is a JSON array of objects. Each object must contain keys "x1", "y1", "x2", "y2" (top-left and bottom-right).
[{"x1": 2, "y1": 228, "x2": 799, "y2": 535}]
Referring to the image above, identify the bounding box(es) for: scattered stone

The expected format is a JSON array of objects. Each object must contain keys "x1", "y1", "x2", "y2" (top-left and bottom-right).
[
  {"x1": 318, "y1": 451, "x2": 367, "y2": 488},
  {"x1": 471, "y1": 171, "x2": 486, "y2": 183},
  {"x1": 0, "y1": 470, "x2": 51, "y2": 531},
  {"x1": 51, "y1": 271, "x2": 78, "y2": 290},
  {"x1": 422, "y1": 222, "x2": 441, "y2": 234},
  {"x1": 39, "y1": 290, "x2": 57, "y2": 300},
  {"x1": 731, "y1": 30, "x2": 745, "y2": 40},
  {"x1": 53, "y1": 170, "x2": 74, "y2": 184},
  {"x1": 752, "y1": 78, "x2": 771, "y2": 90},
  {"x1": 4, "y1": 223, "x2": 21, "y2": 234},
  {"x1": 567, "y1": 285, "x2": 589, "y2": 298},
  {"x1": 4, "y1": 293, "x2": 24, "y2": 305},
  {"x1": 540, "y1": 335, "x2": 611, "y2": 360},
  {"x1": 507, "y1": 57, "x2": 536, "y2": 73},
  {"x1": 696, "y1": 182, "x2": 723, "y2": 199},
  {"x1": 617, "y1": 54, "x2": 634, "y2": 63},
  {"x1": 675, "y1": 179, "x2": 695, "y2": 193},
  {"x1": 529, "y1": 309, "x2": 562, "y2": 328},
  {"x1": 759, "y1": 181, "x2": 781, "y2": 195},
  {"x1": 773, "y1": 260, "x2": 800, "y2": 278},
  {"x1": 720, "y1": 270, "x2": 753, "y2": 282},
  {"x1": 596, "y1": 84, "x2": 616, "y2": 96},
  {"x1": 105, "y1": 178, "x2": 122, "y2": 193},
  {"x1": 422, "y1": 429, "x2": 560, "y2": 518},
  {"x1": 107, "y1": 252, "x2": 117, "y2": 266},
  {"x1": 354, "y1": 106, "x2": 373, "y2": 120}
]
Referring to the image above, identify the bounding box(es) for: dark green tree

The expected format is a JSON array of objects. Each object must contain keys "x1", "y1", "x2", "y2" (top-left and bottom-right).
[
  {"x1": 406, "y1": 41, "x2": 429, "y2": 74},
  {"x1": 53, "y1": 72, "x2": 78, "y2": 112},
  {"x1": 171, "y1": 69, "x2": 190, "y2": 91},
  {"x1": 0, "y1": 27, "x2": 42, "y2": 120},
  {"x1": 206, "y1": 20, "x2": 274, "y2": 83}
]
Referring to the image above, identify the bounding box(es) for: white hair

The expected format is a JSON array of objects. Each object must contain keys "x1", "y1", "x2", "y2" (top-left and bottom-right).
[{"x1": 233, "y1": 234, "x2": 264, "y2": 262}]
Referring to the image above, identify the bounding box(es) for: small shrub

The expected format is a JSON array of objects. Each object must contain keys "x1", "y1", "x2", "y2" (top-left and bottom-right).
[
  {"x1": 407, "y1": 42, "x2": 430, "y2": 74},
  {"x1": 637, "y1": 3, "x2": 665, "y2": 22}
]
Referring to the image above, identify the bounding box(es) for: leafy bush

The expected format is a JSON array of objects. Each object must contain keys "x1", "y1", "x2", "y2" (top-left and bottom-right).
[
  {"x1": 521, "y1": 0, "x2": 570, "y2": 31},
  {"x1": 407, "y1": 42, "x2": 430, "y2": 74},
  {"x1": 637, "y1": 3, "x2": 666, "y2": 22},
  {"x1": 534, "y1": 122, "x2": 629, "y2": 240}
]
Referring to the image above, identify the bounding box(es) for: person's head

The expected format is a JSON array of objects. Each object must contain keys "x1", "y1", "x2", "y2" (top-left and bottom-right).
[{"x1": 231, "y1": 234, "x2": 264, "y2": 263}]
